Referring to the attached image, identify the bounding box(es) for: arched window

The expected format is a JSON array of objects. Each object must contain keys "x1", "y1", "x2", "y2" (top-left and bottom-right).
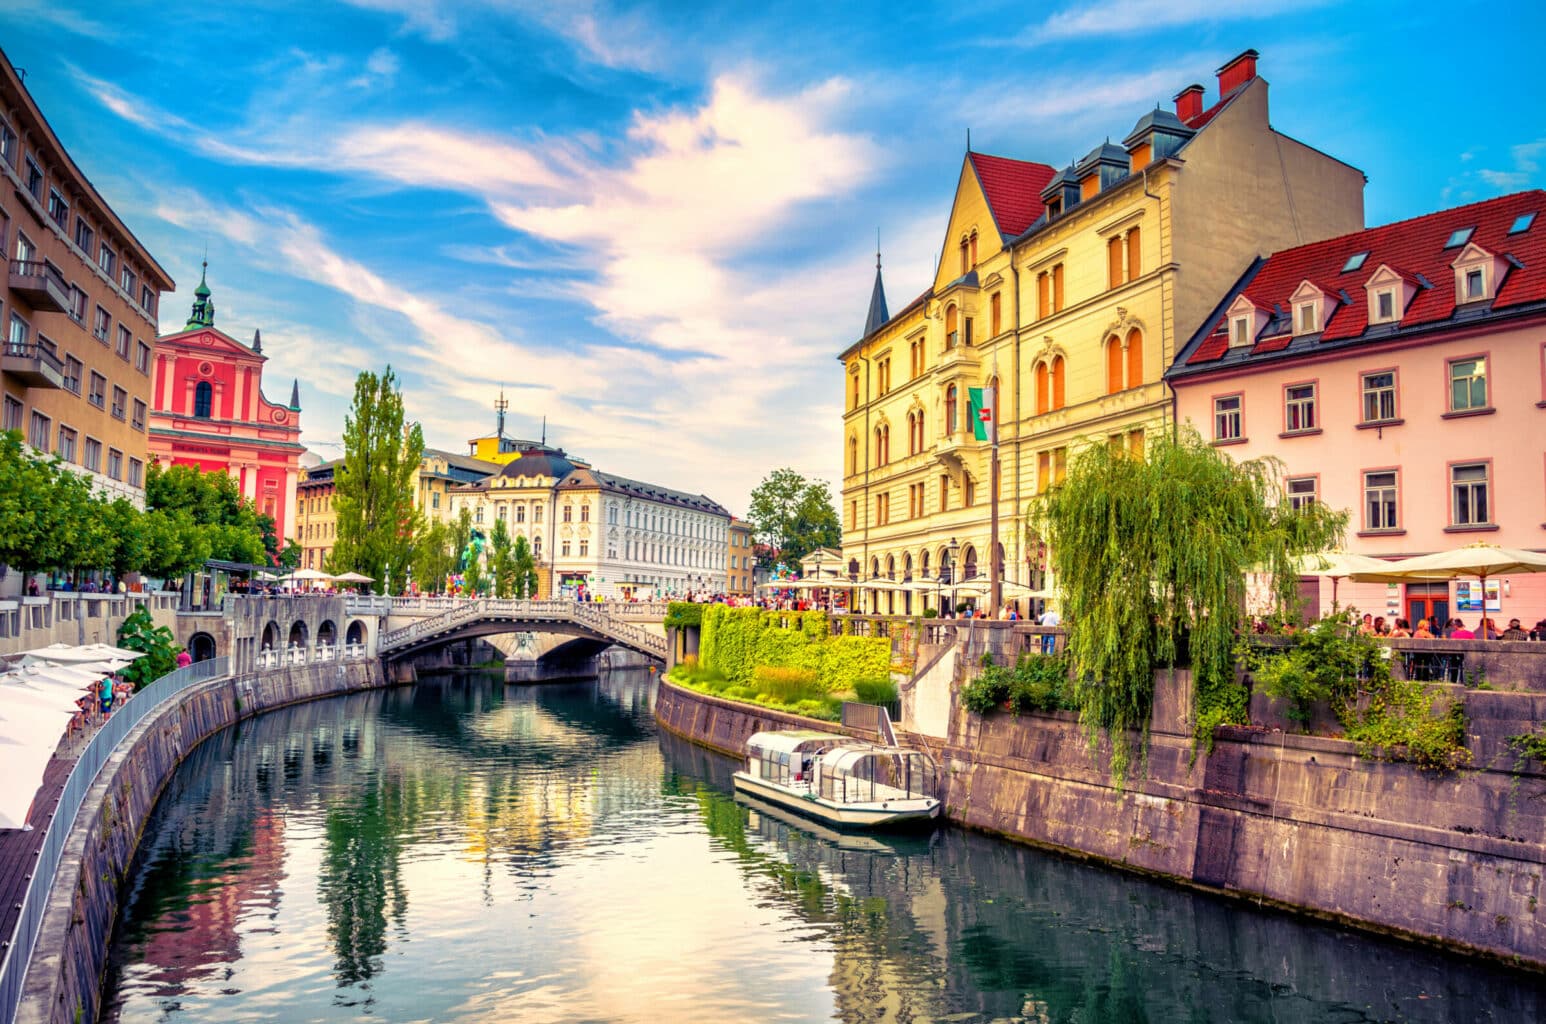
[
  {"x1": 1127, "y1": 226, "x2": 1142, "y2": 279},
  {"x1": 969, "y1": 231, "x2": 978, "y2": 268},
  {"x1": 874, "y1": 426, "x2": 884, "y2": 465},
  {"x1": 962, "y1": 544, "x2": 979, "y2": 580},
  {"x1": 1106, "y1": 335, "x2": 1123, "y2": 394},
  {"x1": 959, "y1": 238, "x2": 969, "y2": 275},
  {"x1": 882, "y1": 424, "x2": 890, "y2": 464},
  {"x1": 920, "y1": 549, "x2": 930, "y2": 578},
  {"x1": 848, "y1": 435, "x2": 858, "y2": 473},
  {"x1": 903, "y1": 552, "x2": 913, "y2": 579},
  {"x1": 1051, "y1": 356, "x2": 1066, "y2": 410},
  {"x1": 945, "y1": 305, "x2": 959, "y2": 348},
  {"x1": 885, "y1": 555, "x2": 896, "y2": 580},
  {"x1": 193, "y1": 380, "x2": 213, "y2": 419},
  {"x1": 1035, "y1": 362, "x2": 1049, "y2": 415},
  {"x1": 988, "y1": 374, "x2": 1002, "y2": 428},
  {"x1": 945, "y1": 385, "x2": 958, "y2": 433},
  {"x1": 1126, "y1": 327, "x2": 1144, "y2": 388},
  {"x1": 870, "y1": 556, "x2": 880, "y2": 578}
]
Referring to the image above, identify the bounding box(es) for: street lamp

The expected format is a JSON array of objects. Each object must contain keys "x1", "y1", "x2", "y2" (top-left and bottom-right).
[
  {"x1": 945, "y1": 537, "x2": 960, "y2": 617},
  {"x1": 812, "y1": 550, "x2": 825, "y2": 612}
]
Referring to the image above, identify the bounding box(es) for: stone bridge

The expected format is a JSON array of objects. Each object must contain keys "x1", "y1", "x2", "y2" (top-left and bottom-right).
[{"x1": 377, "y1": 598, "x2": 668, "y2": 663}]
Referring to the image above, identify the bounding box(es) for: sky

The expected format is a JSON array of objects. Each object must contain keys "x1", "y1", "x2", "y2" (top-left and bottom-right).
[{"x1": 3, "y1": 0, "x2": 1542, "y2": 520}]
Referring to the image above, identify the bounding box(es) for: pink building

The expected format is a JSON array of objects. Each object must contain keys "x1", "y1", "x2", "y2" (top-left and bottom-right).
[
  {"x1": 1168, "y1": 190, "x2": 1546, "y2": 629},
  {"x1": 148, "y1": 266, "x2": 305, "y2": 545}
]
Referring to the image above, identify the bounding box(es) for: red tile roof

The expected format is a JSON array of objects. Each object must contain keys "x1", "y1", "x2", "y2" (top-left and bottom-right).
[
  {"x1": 969, "y1": 153, "x2": 1056, "y2": 238},
  {"x1": 1184, "y1": 190, "x2": 1546, "y2": 366}
]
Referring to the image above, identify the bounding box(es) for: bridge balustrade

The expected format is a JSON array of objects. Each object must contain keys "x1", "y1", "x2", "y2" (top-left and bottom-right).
[{"x1": 377, "y1": 598, "x2": 665, "y2": 660}]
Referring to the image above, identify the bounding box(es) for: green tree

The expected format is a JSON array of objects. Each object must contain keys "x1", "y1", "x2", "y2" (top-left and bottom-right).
[
  {"x1": 463, "y1": 555, "x2": 487, "y2": 596},
  {"x1": 410, "y1": 518, "x2": 454, "y2": 594},
  {"x1": 103, "y1": 499, "x2": 147, "y2": 583},
  {"x1": 747, "y1": 468, "x2": 841, "y2": 568},
  {"x1": 510, "y1": 534, "x2": 539, "y2": 598},
  {"x1": 275, "y1": 539, "x2": 304, "y2": 572},
  {"x1": 1037, "y1": 428, "x2": 1345, "y2": 782},
  {"x1": 140, "y1": 509, "x2": 211, "y2": 583},
  {"x1": 449, "y1": 508, "x2": 473, "y2": 571},
  {"x1": 488, "y1": 518, "x2": 514, "y2": 598},
  {"x1": 144, "y1": 460, "x2": 270, "y2": 570},
  {"x1": 117, "y1": 606, "x2": 184, "y2": 691},
  {"x1": 0, "y1": 433, "x2": 71, "y2": 591},
  {"x1": 330, "y1": 367, "x2": 425, "y2": 594}
]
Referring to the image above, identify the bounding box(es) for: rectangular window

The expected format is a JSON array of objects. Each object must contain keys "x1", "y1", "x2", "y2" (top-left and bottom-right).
[
  {"x1": 1108, "y1": 236, "x2": 1124, "y2": 289},
  {"x1": 3, "y1": 395, "x2": 21, "y2": 432},
  {"x1": 74, "y1": 217, "x2": 94, "y2": 253},
  {"x1": 990, "y1": 291, "x2": 1001, "y2": 336},
  {"x1": 63, "y1": 355, "x2": 82, "y2": 395},
  {"x1": 28, "y1": 411, "x2": 50, "y2": 450},
  {"x1": 562, "y1": 540, "x2": 572, "y2": 557},
  {"x1": 128, "y1": 457, "x2": 143, "y2": 488},
  {"x1": 47, "y1": 188, "x2": 69, "y2": 229},
  {"x1": 514, "y1": 505, "x2": 525, "y2": 523},
  {"x1": 579, "y1": 540, "x2": 589, "y2": 557},
  {"x1": 1364, "y1": 471, "x2": 1399, "y2": 531},
  {"x1": 1450, "y1": 463, "x2": 1490, "y2": 526},
  {"x1": 1286, "y1": 476, "x2": 1317, "y2": 511},
  {"x1": 1297, "y1": 302, "x2": 1318, "y2": 334},
  {"x1": 1376, "y1": 290, "x2": 1394, "y2": 321},
  {"x1": 88, "y1": 372, "x2": 106, "y2": 409},
  {"x1": 82, "y1": 437, "x2": 100, "y2": 473},
  {"x1": 580, "y1": 504, "x2": 590, "y2": 523},
  {"x1": 1449, "y1": 357, "x2": 1487, "y2": 411},
  {"x1": 938, "y1": 474, "x2": 949, "y2": 512},
  {"x1": 563, "y1": 505, "x2": 572, "y2": 522},
  {"x1": 1230, "y1": 317, "x2": 1250, "y2": 347},
  {"x1": 116, "y1": 325, "x2": 132, "y2": 360},
  {"x1": 131, "y1": 399, "x2": 146, "y2": 431},
  {"x1": 1213, "y1": 394, "x2": 1242, "y2": 441},
  {"x1": 1284, "y1": 383, "x2": 1317, "y2": 432},
  {"x1": 8, "y1": 312, "x2": 28, "y2": 348},
  {"x1": 93, "y1": 307, "x2": 110, "y2": 342},
  {"x1": 69, "y1": 286, "x2": 87, "y2": 323},
  {"x1": 111, "y1": 386, "x2": 127, "y2": 420},
  {"x1": 1465, "y1": 268, "x2": 1485, "y2": 301},
  {"x1": 13, "y1": 231, "x2": 32, "y2": 263},
  {"x1": 98, "y1": 243, "x2": 116, "y2": 277},
  {"x1": 120, "y1": 266, "x2": 136, "y2": 296},
  {"x1": 140, "y1": 285, "x2": 157, "y2": 317},
  {"x1": 56, "y1": 425, "x2": 77, "y2": 462},
  {"x1": 0, "y1": 120, "x2": 14, "y2": 165},
  {"x1": 1037, "y1": 272, "x2": 1050, "y2": 319},
  {"x1": 1361, "y1": 371, "x2": 1396, "y2": 422},
  {"x1": 1052, "y1": 263, "x2": 1065, "y2": 312},
  {"x1": 107, "y1": 448, "x2": 123, "y2": 481},
  {"x1": 24, "y1": 155, "x2": 43, "y2": 200},
  {"x1": 135, "y1": 340, "x2": 151, "y2": 374},
  {"x1": 534, "y1": 505, "x2": 543, "y2": 523}
]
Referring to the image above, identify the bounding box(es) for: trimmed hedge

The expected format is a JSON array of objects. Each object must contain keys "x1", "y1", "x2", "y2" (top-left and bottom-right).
[
  {"x1": 663, "y1": 602, "x2": 704, "y2": 629},
  {"x1": 698, "y1": 604, "x2": 890, "y2": 694}
]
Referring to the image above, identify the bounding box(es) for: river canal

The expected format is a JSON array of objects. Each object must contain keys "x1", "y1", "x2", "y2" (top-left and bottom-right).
[{"x1": 101, "y1": 670, "x2": 1545, "y2": 1023}]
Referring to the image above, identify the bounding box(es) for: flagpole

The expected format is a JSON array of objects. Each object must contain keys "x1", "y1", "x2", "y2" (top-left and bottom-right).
[{"x1": 988, "y1": 383, "x2": 1001, "y2": 621}]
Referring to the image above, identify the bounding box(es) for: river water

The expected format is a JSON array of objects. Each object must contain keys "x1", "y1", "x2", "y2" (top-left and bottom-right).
[{"x1": 100, "y1": 670, "x2": 1544, "y2": 1023}]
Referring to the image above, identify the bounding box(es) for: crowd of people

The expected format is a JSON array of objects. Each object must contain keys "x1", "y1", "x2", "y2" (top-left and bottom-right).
[{"x1": 1355, "y1": 613, "x2": 1546, "y2": 640}]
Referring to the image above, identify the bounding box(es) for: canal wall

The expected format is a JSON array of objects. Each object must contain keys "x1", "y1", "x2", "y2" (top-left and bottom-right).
[
  {"x1": 654, "y1": 676, "x2": 1546, "y2": 970},
  {"x1": 17, "y1": 658, "x2": 389, "y2": 1024}
]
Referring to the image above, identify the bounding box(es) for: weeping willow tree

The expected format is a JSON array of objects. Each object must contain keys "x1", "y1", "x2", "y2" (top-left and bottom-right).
[{"x1": 1037, "y1": 428, "x2": 1346, "y2": 782}]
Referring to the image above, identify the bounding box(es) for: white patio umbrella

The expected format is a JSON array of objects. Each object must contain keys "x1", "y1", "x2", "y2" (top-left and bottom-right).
[
  {"x1": 331, "y1": 571, "x2": 375, "y2": 583},
  {"x1": 1296, "y1": 550, "x2": 1411, "y2": 609},
  {"x1": 1354, "y1": 543, "x2": 1546, "y2": 631},
  {"x1": 0, "y1": 701, "x2": 76, "y2": 829},
  {"x1": 15, "y1": 642, "x2": 143, "y2": 665}
]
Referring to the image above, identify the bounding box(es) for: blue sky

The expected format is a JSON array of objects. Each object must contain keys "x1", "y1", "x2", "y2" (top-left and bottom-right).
[{"x1": 4, "y1": 0, "x2": 1542, "y2": 519}]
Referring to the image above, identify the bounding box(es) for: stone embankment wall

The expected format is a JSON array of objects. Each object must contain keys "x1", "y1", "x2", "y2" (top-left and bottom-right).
[
  {"x1": 655, "y1": 676, "x2": 1546, "y2": 969},
  {"x1": 18, "y1": 658, "x2": 388, "y2": 1024}
]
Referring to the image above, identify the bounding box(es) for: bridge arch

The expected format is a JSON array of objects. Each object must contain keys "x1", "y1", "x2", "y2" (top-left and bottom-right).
[
  {"x1": 346, "y1": 620, "x2": 369, "y2": 647},
  {"x1": 289, "y1": 620, "x2": 309, "y2": 648},
  {"x1": 317, "y1": 619, "x2": 338, "y2": 647},
  {"x1": 261, "y1": 620, "x2": 281, "y2": 650}
]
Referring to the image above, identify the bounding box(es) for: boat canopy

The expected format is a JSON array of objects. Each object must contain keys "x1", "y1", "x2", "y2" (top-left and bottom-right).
[
  {"x1": 819, "y1": 746, "x2": 938, "y2": 803},
  {"x1": 745, "y1": 730, "x2": 855, "y2": 759}
]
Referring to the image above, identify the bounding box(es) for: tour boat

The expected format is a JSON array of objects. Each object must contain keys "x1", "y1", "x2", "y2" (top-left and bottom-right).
[{"x1": 732, "y1": 730, "x2": 941, "y2": 829}]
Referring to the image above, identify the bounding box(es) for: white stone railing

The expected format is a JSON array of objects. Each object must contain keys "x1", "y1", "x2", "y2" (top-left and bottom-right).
[{"x1": 377, "y1": 598, "x2": 666, "y2": 660}]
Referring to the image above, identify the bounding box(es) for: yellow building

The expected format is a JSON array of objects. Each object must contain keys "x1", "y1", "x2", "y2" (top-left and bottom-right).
[
  {"x1": 840, "y1": 50, "x2": 1365, "y2": 615},
  {"x1": 727, "y1": 518, "x2": 754, "y2": 596}
]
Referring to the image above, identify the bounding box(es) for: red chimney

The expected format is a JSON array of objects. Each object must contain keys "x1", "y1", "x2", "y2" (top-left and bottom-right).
[
  {"x1": 1173, "y1": 84, "x2": 1205, "y2": 123},
  {"x1": 1217, "y1": 49, "x2": 1260, "y2": 96}
]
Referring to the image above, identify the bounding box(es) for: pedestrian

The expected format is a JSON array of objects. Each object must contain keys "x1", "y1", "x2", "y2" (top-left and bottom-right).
[
  {"x1": 99, "y1": 674, "x2": 114, "y2": 718},
  {"x1": 176, "y1": 649, "x2": 192, "y2": 669}
]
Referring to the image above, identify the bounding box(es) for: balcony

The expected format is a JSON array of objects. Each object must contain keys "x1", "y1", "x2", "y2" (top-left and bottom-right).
[
  {"x1": 8, "y1": 259, "x2": 69, "y2": 313},
  {"x1": 2, "y1": 341, "x2": 65, "y2": 389}
]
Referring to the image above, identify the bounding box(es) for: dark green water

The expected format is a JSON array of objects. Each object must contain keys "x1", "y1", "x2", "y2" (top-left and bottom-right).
[{"x1": 101, "y1": 671, "x2": 1545, "y2": 1023}]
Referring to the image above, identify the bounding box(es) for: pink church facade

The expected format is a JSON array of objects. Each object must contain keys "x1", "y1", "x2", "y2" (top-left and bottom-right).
[
  {"x1": 1168, "y1": 191, "x2": 1546, "y2": 628},
  {"x1": 147, "y1": 269, "x2": 304, "y2": 547}
]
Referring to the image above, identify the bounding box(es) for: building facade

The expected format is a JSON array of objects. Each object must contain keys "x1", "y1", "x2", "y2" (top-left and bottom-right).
[
  {"x1": 417, "y1": 448, "x2": 500, "y2": 523},
  {"x1": 295, "y1": 459, "x2": 338, "y2": 571},
  {"x1": 448, "y1": 444, "x2": 731, "y2": 599},
  {"x1": 727, "y1": 518, "x2": 754, "y2": 596},
  {"x1": 148, "y1": 269, "x2": 305, "y2": 544},
  {"x1": 0, "y1": 46, "x2": 174, "y2": 517},
  {"x1": 1168, "y1": 190, "x2": 1546, "y2": 626},
  {"x1": 841, "y1": 49, "x2": 1366, "y2": 615}
]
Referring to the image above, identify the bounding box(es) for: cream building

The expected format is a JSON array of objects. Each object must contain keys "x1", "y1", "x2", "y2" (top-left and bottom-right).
[
  {"x1": 841, "y1": 49, "x2": 1366, "y2": 615},
  {"x1": 448, "y1": 443, "x2": 731, "y2": 599}
]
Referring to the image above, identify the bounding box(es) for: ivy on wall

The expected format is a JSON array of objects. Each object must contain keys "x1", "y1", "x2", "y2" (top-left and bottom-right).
[{"x1": 698, "y1": 605, "x2": 890, "y2": 693}]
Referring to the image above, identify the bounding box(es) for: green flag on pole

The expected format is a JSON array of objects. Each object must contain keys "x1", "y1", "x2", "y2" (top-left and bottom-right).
[{"x1": 968, "y1": 386, "x2": 995, "y2": 443}]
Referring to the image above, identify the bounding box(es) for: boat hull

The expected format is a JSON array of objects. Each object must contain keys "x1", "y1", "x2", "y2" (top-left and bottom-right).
[{"x1": 731, "y1": 771, "x2": 939, "y2": 830}]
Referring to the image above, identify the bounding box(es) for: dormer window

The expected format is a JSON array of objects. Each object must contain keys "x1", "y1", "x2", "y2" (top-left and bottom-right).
[
  {"x1": 1230, "y1": 316, "x2": 1251, "y2": 347},
  {"x1": 1510, "y1": 212, "x2": 1536, "y2": 234},
  {"x1": 1375, "y1": 290, "x2": 1395, "y2": 322},
  {"x1": 1444, "y1": 227, "x2": 1474, "y2": 249},
  {"x1": 1451, "y1": 242, "x2": 1504, "y2": 305},
  {"x1": 1046, "y1": 197, "x2": 1061, "y2": 218},
  {"x1": 1297, "y1": 302, "x2": 1318, "y2": 334},
  {"x1": 1342, "y1": 251, "x2": 1369, "y2": 272},
  {"x1": 1464, "y1": 268, "x2": 1485, "y2": 301}
]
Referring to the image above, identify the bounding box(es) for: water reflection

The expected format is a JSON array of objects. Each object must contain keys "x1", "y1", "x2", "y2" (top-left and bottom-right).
[{"x1": 101, "y1": 669, "x2": 1546, "y2": 1024}]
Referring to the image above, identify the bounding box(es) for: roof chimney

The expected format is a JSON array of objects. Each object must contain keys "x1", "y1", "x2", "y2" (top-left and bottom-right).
[
  {"x1": 1174, "y1": 83, "x2": 1205, "y2": 124},
  {"x1": 1217, "y1": 49, "x2": 1260, "y2": 97}
]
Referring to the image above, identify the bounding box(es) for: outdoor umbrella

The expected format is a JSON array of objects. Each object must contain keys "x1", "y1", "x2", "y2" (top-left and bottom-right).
[
  {"x1": 1352, "y1": 543, "x2": 1546, "y2": 631},
  {"x1": 0, "y1": 702, "x2": 75, "y2": 829},
  {"x1": 289, "y1": 568, "x2": 334, "y2": 581},
  {"x1": 331, "y1": 571, "x2": 375, "y2": 583},
  {"x1": 1296, "y1": 550, "x2": 1411, "y2": 609}
]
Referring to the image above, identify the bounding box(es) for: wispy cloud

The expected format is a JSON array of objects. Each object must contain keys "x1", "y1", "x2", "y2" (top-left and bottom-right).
[
  {"x1": 0, "y1": 0, "x2": 117, "y2": 41},
  {"x1": 1478, "y1": 139, "x2": 1545, "y2": 190},
  {"x1": 1030, "y1": 0, "x2": 1330, "y2": 41}
]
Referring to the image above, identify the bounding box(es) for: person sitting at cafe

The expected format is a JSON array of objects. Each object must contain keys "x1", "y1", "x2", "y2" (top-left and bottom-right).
[
  {"x1": 1373, "y1": 615, "x2": 1388, "y2": 636},
  {"x1": 1358, "y1": 613, "x2": 1374, "y2": 634},
  {"x1": 1479, "y1": 617, "x2": 1501, "y2": 640},
  {"x1": 1413, "y1": 618, "x2": 1436, "y2": 639},
  {"x1": 1448, "y1": 618, "x2": 1475, "y2": 639},
  {"x1": 1389, "y1": 618, "x2": 1412, "y2": 638},
  {"x1": 1502, "y1": 618, "x2": 1529, "y2": 640},
  {"x1": 1531, "y1": 619, "x2": 1546, "y2": 641}
]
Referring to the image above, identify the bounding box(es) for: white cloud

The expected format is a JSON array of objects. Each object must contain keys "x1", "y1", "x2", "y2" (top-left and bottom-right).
[
  {"x1": 1032, "y1": 0, "x2": 1329, "y2": 40},
  {"x1": 0, "y1": 0, "x2": 116, "y2": 41},
  {"x1": 1478, "y1": 139, "x2": 1544, "y2": 190}
]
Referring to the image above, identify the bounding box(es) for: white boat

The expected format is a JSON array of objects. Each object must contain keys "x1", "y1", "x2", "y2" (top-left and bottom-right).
[{"x1": 732, "y1": 730, "x2": 941, "y2": 830}]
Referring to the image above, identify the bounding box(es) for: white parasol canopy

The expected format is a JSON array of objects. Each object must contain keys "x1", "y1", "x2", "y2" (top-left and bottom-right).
[
  {"x1": 331, "y1": 571, "x2": 375, "y2": 583},
  {"x1": 1353, "y1": 543, "x2": 1546, "y2": 627},
  {"x1": 287, "y1": 568, "x2": 334, "y2": 582},
  {"x1": 0, "y1": 702, "x2": 73, "y2": 829},
  {"x1": 1297, "y1": 550, "x2": 1410, "y2": 608}
]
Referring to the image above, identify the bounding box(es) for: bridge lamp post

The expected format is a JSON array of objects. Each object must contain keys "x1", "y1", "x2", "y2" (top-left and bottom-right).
[{"x1": 812, "y1": 550, "x2": 825, "y2": 612}]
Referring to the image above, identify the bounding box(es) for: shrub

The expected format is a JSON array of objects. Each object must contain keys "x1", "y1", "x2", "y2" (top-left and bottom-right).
[
  {"x1": 753, "y1": 665, "x2": 825, "y2": 705},
  {"x1": 793, "y1": 698, "x2": 842, "y2": 722},
  {"x1": 664, "y1": 602, "x2": 703, "y2": 629},
  {"x1": 852, "y1": 676, "x2": 899, "y2": 705},
  {"x1": 724, "y1": 685, "x2": 758, "y2": 700},
  {"x1": 922, "y1": 607, "x2": 938, "y2": 619},
  {"x1": 960, "y1": 654, "x2": 1073, "y2": 718},
  {"x1": 1346, "y1": 680, "x2": 1470, "y2": 771},
  {"x1": 1245, "y1": 616, "x2": 1387, "y2": 726}
]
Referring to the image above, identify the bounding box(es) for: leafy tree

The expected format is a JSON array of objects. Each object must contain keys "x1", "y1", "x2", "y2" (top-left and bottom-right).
[
  {"x1": 410, "y1": 518, "x2": 454, "y2": 594},
  {"x1": 330, "y1": 367, "x2": 425, "y2": 594},
  {"x1": 747, "y1": 468, "x2": 841, "y2": 568},
  {"x1": 276, "y1": 539, "x2": 304, "y2": 572},
  {"x1": 510, "y1": 534, "x2": 539, "y2": 598},
  {"x1": 1037, "y1": 428, "x2": 1345, "y2": 783},
  {"x1": 463, "y1": 556, "x2": 487, "y2": 596},
  {"x1": 140, "y1": 509, "x2": 211, "y2": 583},
  {"x1": 117, "y1": 606, "x2": 184, "y2": 691},
  {"x1": 144, "y1": 460, "x2": 270, "y2": 570},
  {"x1": 0, "y1": 433, "x2": 71, "y2": 591},
  {"x1": 103, "y1": 499, "x2": 147, "y2": 583},
  {"x1": 488, "y1": 518, "x2": 514, "y2": 598},
  {"x1": 449, "y1": 508, "x2": 474, "y2": 571}
]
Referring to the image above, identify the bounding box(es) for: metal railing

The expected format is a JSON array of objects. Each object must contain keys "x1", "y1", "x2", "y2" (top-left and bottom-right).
[
  {"x1": 377, "y1": 598, "x2": 666, "y2": 660},
  {"x1": 0, "y1": 340, "x2": 63, "y2": 375},
  {"x1": 0, "y1": 656, "x2": 228, "y2": 1024}
]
